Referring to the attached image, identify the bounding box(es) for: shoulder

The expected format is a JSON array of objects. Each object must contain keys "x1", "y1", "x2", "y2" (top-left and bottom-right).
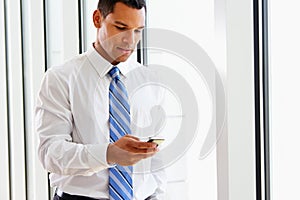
[
  {"x1": 127, "y1": 63, "x2": 160, "y2": 83},
  {"x1": 45, "y1": 52, "x2": 89, "y2": 81}
]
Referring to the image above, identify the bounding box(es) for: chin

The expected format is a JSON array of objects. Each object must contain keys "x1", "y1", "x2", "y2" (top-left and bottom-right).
[{"x1": 115, "y1": 54, "x2": 131, "y2": 63}]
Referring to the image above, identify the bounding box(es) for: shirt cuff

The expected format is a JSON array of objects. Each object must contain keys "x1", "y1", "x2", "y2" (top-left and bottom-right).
[{"x1": 86, "y1": 143, "x2": 115, "y2": 172}]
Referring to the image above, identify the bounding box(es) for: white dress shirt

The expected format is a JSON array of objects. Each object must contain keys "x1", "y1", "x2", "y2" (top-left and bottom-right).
[{"x1": 35, "y1": 45, "x2": 166, "y2": 199}]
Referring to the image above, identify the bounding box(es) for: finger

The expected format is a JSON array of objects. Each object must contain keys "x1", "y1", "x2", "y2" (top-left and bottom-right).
[
  {"x1": 113, "y1": 143, "x2": 157, "y2": 154},
  {"x1": 133, "y1": 151, "x2": 157, "y2": 159},
  {"x1": 129, "y1": 140, "x2": 157, "y2": 149},
  {"x1": 130, "y1": 147, "x2": 158, "y2": 154},
  {"x1": 124, "y1": 134, "x2": 140, "y2": 141}
]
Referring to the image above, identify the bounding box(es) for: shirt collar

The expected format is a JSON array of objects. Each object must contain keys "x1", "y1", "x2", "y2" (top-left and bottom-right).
[{"x1": 87, "y1": 44, "x2": 133, "y2": 79}]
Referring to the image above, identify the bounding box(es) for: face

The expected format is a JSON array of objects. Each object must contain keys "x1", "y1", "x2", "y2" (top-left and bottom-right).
[{"x1": 93, "y1": 2, "x2": 145, "y2": 65}]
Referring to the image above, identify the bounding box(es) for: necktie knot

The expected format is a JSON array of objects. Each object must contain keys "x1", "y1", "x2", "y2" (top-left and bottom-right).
[{"x1": 108, "y1": 66, "x2": 120, "y2": 80}]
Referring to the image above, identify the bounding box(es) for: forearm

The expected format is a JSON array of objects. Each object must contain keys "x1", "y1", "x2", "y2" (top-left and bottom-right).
[
  {"x1": 38, "y1": 136, "x2": 111, "y2": 176},
  {"x1": 36, "y1": 106, "x2": 111, "y2": 176}
]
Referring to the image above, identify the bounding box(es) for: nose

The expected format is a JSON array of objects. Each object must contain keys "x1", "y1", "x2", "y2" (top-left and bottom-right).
[{"x1": 122, "y1": 30, "x2": 135, "y2": 45}]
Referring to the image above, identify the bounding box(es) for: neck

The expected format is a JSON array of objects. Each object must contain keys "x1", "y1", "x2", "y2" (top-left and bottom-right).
[{"x1": 93, "y1": 42, "x2": 119, "y2": 65}]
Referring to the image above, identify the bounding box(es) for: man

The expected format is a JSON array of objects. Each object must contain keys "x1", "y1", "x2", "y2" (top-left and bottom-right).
[{"x1": 36, "y1": 0, "x2": 166, "y2": 199}]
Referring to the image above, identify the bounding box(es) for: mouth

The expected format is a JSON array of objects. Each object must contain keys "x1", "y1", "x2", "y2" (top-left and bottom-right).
[{"x1": 117, "y1": 47, "x2": 133, "y2": 55}]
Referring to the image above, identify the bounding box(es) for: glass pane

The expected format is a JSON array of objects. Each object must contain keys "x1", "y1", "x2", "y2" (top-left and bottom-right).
[
  {"x1": 80, "y1": 0, "x2": 97, "y2": 52},
  {"x1": 146, "y1": 0, "x2": 226, "y2": 199},
  {"x1": 45, "y1": 0, "x2": 79, "y2": 68},
  {"x1": 45, "y1": 0, "x2": 64, "y2": 67}
]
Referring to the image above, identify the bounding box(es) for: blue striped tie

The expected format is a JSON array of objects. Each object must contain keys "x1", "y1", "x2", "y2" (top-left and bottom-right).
[{"x1": 108, "y1": 66, "x2": 133, "y2": 200}]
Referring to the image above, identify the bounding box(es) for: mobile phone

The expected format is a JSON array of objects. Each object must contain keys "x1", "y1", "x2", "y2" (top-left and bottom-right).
[{"x1": 147, "y1": 137, "x2": 165, "y2": 146}]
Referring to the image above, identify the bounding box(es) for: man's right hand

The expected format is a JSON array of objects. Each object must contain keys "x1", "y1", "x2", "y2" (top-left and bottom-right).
[{"x1": 106, "y1": 135, "x2": 158, "y2": 166}]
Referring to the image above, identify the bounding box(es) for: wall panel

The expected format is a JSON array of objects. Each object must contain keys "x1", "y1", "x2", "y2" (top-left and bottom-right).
[
  {"x1": 5, "y1": 0, "x2": 27, "y2": 199},
  {"x1": 21, "y1": 0, "x2": 49, "y2": 199},
  {"x1": 0, "y1": 0, "x2": 10, "y2": 199},
  {"x1": 1, "y1": 0, "x2": 49, "y2": 199}
]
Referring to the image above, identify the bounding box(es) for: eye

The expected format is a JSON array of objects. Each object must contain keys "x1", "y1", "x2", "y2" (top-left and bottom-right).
[
  {"x1": 135, "y1": 29, "x2": 144, "y2": 34},
  {"x1": 115, "y1": 26, "x2": 126, "y2": 30}
]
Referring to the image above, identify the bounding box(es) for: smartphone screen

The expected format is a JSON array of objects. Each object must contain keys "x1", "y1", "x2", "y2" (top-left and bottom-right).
[{"x1": 147, "y1": 138, "x2": 165, "y2": 146}]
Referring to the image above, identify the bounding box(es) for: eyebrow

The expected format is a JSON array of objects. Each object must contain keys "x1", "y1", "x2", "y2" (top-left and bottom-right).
[{"x1": 115, "y1": 21, "x2": 145, "y2": 29}]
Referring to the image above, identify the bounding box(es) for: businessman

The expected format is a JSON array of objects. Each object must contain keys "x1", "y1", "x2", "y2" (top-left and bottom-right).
[{"x1": 36, "y1": 0, "x2": 166, "y2": 199}]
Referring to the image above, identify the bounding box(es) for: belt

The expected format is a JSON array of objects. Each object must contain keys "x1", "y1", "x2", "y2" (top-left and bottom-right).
[{"x1": 56, "y1": 189, "x2": 109, "y2": 200}]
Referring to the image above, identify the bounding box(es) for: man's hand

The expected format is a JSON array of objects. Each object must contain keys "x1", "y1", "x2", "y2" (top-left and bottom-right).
[{"x1": 107, "y1": 135, "x2": 158, "y2": 166}]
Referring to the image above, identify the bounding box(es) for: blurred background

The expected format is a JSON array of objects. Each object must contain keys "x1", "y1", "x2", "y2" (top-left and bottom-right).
[{"x1": 0, "y1": 0, "x2": 299, "y2": 199}]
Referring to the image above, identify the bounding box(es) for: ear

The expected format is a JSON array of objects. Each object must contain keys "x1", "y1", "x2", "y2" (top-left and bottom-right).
[{"x1": 93, "y1": 10, "x2": 102, "y2": 28}]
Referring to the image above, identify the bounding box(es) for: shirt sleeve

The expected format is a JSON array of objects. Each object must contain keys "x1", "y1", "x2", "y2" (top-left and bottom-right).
[{"x1": 35, "y1": 69, "x2": 111, "y2": 176}]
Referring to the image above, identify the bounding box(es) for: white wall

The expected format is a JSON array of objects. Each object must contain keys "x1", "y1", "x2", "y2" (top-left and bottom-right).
[{"x1": 269, "y1": 1, "x2": 300, "y2": 199}]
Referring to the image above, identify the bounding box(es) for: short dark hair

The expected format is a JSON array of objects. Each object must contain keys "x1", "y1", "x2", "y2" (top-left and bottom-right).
[{"x1": 97, "y1": 0, "x2": 146, "y2": 18}]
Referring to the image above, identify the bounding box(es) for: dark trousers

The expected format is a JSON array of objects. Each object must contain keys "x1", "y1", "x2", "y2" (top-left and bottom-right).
[
  {"x1": 54, "y1": 192, "x2": 155, "y2": 200},
  {"x1": 53, "y1": 194, "x2": 61, "y2": 200},
  {"x1": 53, "y1": 193, "x2": 108, "y2": 200}
]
